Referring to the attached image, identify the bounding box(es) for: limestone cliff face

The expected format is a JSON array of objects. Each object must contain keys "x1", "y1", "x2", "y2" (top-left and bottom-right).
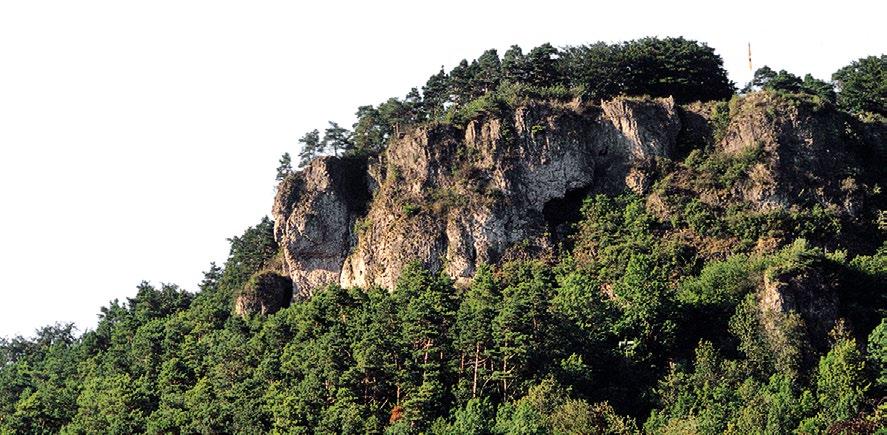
[
  {"x1": 273, "y1": 97, "x2": 681, "y2": 295},
  {"x1": 272, "y1": 157, "x2": 369, "y2": 297},
  {"x1": 271, "y1": 93, "x2": 883, "y2": 297}
]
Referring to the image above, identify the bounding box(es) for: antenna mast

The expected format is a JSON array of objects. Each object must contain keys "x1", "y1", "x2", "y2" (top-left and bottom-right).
[{"x1": 748, "y1": 42, "x2": 753, "y2": 72}]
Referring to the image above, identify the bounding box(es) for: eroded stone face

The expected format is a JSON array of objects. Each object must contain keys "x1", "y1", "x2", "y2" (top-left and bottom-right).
[
  {"x1": 272, "y1": 157, "x2": 369, "y2": 298},
  {"x1": 717, "y1": 93, "x2": 868, "y2": 214},
  {"x1": 760, "y1": 265, "x2": 839, "y2": 351},
  {"x1": 273, "y1": 97, "x2": 682, "y2": 297},
  {"x1": 272, "y1": 93, "x2": 884, "y2": 299}
]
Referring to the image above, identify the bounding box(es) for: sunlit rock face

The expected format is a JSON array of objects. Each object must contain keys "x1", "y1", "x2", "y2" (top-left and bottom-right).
[
  {"x1": 272, "y1": 92, "x2": 881, "y2": 299},
  {"x1": 273, "y1": 97, "x2": 679, "y2": 296}
]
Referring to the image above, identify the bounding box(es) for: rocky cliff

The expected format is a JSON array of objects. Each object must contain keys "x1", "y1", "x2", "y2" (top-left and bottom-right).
[
  {"x1": 272, "y1": 93, "x2": 884, "y2": 298},
  {"x1": 274, "y1": 97, "x2": 681, "y2": 297}
]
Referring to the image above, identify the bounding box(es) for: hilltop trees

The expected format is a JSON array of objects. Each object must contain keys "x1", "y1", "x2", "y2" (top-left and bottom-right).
[
  {"x1": 285, "y1": 39, "x2": 883, "y2": 174},
  {"x1": 473, "y1": 49, "x2": 502, "y2": 95},
  {"x1": 616, "y1": 37, "x2": 734, "y2": 103},
  {"x1": 322, "y1": 121, "x2": 354, "y2": 157},
  {"x1": 747, "y1": 66, "x2": 837, "y2": 103},
  {"x1": 288, "y1": 37, "x2": 739, "y2": 170},
  {"x1": 745, "y1": 54, "x2": 887, "y2": 116},
  {"x1": 833, "y1": 55, "x2": 886, "y2": 116},
  {"x1": 295, "y1": 123, "x2": 356, "y2": 168},
  {"x1": 560, "y1": 42, "x2": 624, "y2": 101}
]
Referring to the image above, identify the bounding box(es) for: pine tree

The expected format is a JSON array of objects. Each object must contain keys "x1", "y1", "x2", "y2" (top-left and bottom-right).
[
  {"x1": 472, "y1": 49, "x2": 502, "y2": 94},
  {"x1": 454, "y1": 264, "x2": 498, "y2": 400},
  {"x1": 275, "y1": 152, "x2": 292, "y2": 181},
  {"x1": 449, "y1": 59, "x2": 478, "y2": 104},
  {"x1": 421, "y1": 67, "x2": 450, "y2": 120},
  {"x1": 297, "y1": 129, "x2": 323, "y2": 167},
  {"x1": 502, "y1": 45, "x2": 528, "y2": 85},
  {"x1": 323, "y1": 121, "x2": 353, "y2": 157},
  {"x1": 525, "y1": 43, "x2": 561, "y2": 88}
]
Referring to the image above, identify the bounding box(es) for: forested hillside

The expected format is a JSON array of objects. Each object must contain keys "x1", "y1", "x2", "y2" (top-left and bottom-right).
[{"x1": 1, "y1": 38, "x2": 885, "y2": 434}]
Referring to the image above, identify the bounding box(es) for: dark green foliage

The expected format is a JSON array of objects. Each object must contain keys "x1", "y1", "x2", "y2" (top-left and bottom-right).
[
  {"x1": 297, "y1": 128, "x2": 323, "y2": 167},
  {"x1": 560, "y1": 42, "x2": 624, "y2": 102},
  {"x1": 617, "y1": 37, "x2": 734, "y2": 103},
  {"x1": 523, "y1": 43, "x2": 562, "y2": 88},
  {"x1": 275, "y1": 152, "x2": 292, "y2": 181},
  {"x1": 2, "y1": 206, "x2": 885, "y2": 433},
  {"x1": 678, "y1": 254, "x2": 764, "y2": 314},
  {"x1": 747, "y1": 65, "x2": 837, "y2": 104},
  {"x1": 296, "y1": 122, "x2": 358, "y2": 168},
  {"x1": 572, "y1": 194, "x2": 659, "y2": 283},
  {"x1": 868, "y1": 319, "x2": 887, "y2": 390},
  {"x1": 449, "y1": 59, "x2": 480, "y2": 105},
  {"x1": 473, "y1": 49, "x2": 502, "y2": 95},
  {"x1": 491, "y1": 379, "x2": 637, "y2": 434},
  {"x1": 752, "y1": 66, "x2": 803, "y2": 93},
  {"x1": 803, "y1": 73, "x2": 838, "y2": 104},
  {"x1": 352, "y1": 105, "x2": 387, "y2": 154},
  {"x1": 646, "y1": 341, "x2": 817, "y2": 434},
  {"x1": 816, "y1": 333, "x2": 869, "y2": 423},
  {"x1": 421, "y1": 67, "x2": 450, "y2": 120},
  {"x1": 454, "y1": 265, "x2": 499, "y2": 401},
  {"x1": 832, "y1": 55, "x2": 886, "y2": 116},
  {"x1": 501, "y1": 45, "x2": 529, "y2": 86},
  {"x1": 221, "y1": 216, "x2": 278, "y2": 289},
  {"x1": 323, "y1": 121, "x2": 354, "y2": 157}
]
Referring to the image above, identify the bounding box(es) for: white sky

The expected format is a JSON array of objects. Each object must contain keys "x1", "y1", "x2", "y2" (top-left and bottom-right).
[{"x1": 1, "y1": 0, "x2": 884, "y2": 338}]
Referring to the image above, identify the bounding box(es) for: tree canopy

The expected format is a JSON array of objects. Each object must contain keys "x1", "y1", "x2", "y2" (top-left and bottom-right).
[
  {"x1": 2, "y1": 187, "x2": 884, "y2": 433},
  {"x1": 833, "y1": 55, "x2": 886, "y2": 116}
]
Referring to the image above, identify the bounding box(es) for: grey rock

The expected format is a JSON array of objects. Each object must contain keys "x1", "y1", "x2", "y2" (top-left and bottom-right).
[{"x1": 273, "y1": 97, "x2": 681, "y2": 295}]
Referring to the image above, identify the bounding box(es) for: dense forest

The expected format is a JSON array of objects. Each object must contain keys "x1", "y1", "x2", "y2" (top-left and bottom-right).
[{"x1": 2, "y1": 38, "x2": 885, "y2": 434}]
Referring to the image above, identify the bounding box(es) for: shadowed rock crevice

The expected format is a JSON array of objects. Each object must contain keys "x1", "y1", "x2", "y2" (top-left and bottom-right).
[
  {"x1": 543, "y1": 184, "x2": 594, "y2": 247},
  {"x1": 234, "y1": 271, "x2": 294, "y2": 316}
]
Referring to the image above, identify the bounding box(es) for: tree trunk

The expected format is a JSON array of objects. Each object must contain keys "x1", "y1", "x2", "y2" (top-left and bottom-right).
[{"x1": 472, "y1": 342, "x2": 480, "y2": 398}]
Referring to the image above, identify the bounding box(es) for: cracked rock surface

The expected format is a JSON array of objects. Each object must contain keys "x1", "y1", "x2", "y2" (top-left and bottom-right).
[{"x1": 274, "y1": 97, "x2": 680, "y2": 295}]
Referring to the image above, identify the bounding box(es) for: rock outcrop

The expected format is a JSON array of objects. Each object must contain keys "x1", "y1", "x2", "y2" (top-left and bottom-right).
[
  {"x1": 272, "y1": 157, "x2": 369, "y2": 297},
  {"x1": 272, "y1": 93, "x2": 884, "y2": 299},
  {"x1": 719, "y1": 93, "x2": 869, "y2": 215},
  {"x1": 234, "y1": 271, "x2": 294, "y2": 316},
  {"x1": 760, "y1": 263, "x2": 839, "y2": 351},
  {"x1": 274, "y1": 97, "x2": 680, "y2": 294}
]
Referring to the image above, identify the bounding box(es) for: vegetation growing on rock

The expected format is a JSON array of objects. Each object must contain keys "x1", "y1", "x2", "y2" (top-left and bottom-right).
[{"x1": 1, "y1": 39, "x2": 885, "y2": 434}]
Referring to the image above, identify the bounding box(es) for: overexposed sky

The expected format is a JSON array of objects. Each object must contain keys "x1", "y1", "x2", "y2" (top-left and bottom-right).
[{"x1": 1, "y1": 0, "x2": 884, "y2": 337}]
